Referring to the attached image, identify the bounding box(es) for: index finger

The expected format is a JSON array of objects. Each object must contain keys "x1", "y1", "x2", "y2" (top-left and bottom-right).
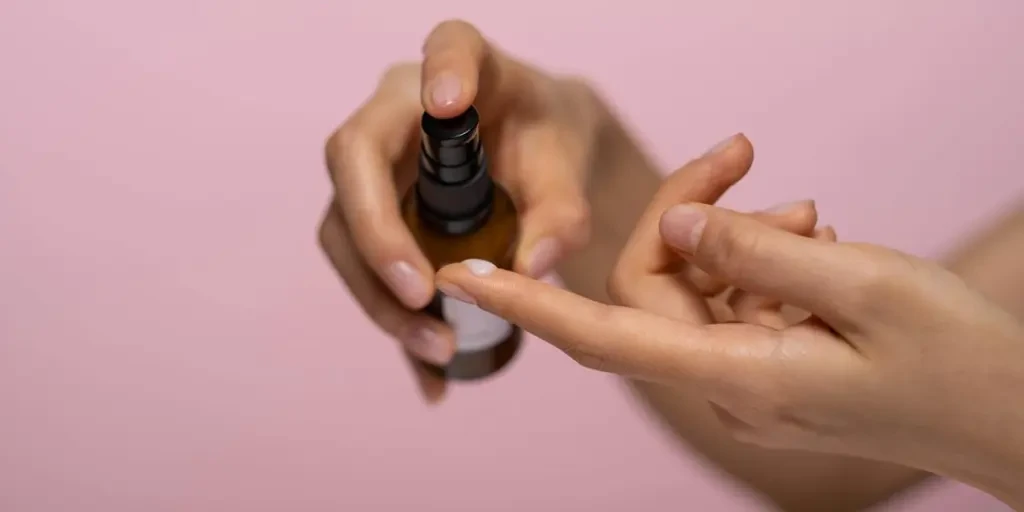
[
  {"x1": 420, "y1": 19, "x2": 531, "y2": 119},
  {"x1": 615, "y1": 134, "x2": 755, "y2": 278},
  {"x1": 435, "y1": 260, "x2": 774, "y2": 385},
  {"x1": 326, "y1": 67, "x2": 435, "y2": 309}
]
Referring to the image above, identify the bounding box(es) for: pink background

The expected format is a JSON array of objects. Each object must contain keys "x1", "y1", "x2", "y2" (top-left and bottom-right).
[{"x1": 1, "y1": 1, "x2": 1021, "y2": 511}]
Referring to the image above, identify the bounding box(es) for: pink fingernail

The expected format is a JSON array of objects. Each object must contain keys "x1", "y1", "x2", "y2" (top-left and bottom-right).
[
  {"x1": 463, "y1": 259, "x2": 497, "y2": 276},
  {"x1": 660, "y1": 205, "x2": 708, "y2": 253},
  {"x1": 403, "y1": 327, "x2": 452, "y2": 366},
  {"x1": 525, "y1": 238, "x2": 561, "y2": 278},
  {"x1": 429, "y1": 72, "x2": 462, "y2": 108},
  {"x1": 384, "y1": 261, "x2": 430, "y2": 307},
  {"x1": 703, "y1": 134, "x2": 736, "y2": 157},
  {"x1": 763, "y1": 199, "x2": 813, "y2": 214}
]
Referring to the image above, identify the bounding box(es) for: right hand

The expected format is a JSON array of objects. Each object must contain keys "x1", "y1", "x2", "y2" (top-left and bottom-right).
[
  {"x1": 433, "y1": 149, "x2": 1024, "y2": 503},
  {"x1": 319, "y1": 20, "x2": 610, "y2": 402}
]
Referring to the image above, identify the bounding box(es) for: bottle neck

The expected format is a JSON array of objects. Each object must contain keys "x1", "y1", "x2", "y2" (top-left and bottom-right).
[{"x1": 415, "y1": 155, "x2": 495, "y2": 236}]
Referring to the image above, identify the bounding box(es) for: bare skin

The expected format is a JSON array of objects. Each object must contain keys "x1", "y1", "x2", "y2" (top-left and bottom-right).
[
  {"x1": 557, "y1": 121, "x2": 1024, "y2": 509},
  {"x1": 320, "y1": 19, "x2": 1024, "y2": 511},
  {"x1": 553, "y1": 126, "x2": 931, "y2": 512},
  {"x1": 438, "y1": 149, "x2": 1024, "y2": 509}
]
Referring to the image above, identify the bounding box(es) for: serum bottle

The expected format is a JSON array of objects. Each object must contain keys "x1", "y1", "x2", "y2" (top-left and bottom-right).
[{"x1": 401, "y1": 106, "x2": 522, "y2": 381}]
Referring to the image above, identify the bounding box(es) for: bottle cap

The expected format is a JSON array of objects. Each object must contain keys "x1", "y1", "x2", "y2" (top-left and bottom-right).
[
  {"x1": 416, "y1": 106, "x2": 494, "y2": 232},
  {"x1": 419, "y1": 106, "x2": 483, "y2": 182}
]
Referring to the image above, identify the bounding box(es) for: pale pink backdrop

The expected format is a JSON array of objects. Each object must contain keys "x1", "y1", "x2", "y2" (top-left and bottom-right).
[{"x1": 1, "y1": 1, "x2": 1021, "y2": 511}]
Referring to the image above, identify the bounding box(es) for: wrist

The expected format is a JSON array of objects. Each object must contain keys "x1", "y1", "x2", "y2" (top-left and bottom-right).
[
  {"x1": 935, "y1": 346, "x2": 1024, "y2": 508},
  {"x1": 962, "y1": 414, "x2": 1024, "y2": 508}
]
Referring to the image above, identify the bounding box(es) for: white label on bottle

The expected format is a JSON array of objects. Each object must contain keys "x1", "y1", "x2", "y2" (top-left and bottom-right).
[{"x1": 442, "y1": 294, "x2": 513, "y2": 353}]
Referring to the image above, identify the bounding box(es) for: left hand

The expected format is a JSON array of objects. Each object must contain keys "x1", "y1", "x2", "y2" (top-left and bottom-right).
[
  {"x1": 433, "y1": 144, "x2": 1024, "y2": 505},
  {"x1": 319, "y1": 20, "x2": 611, "y2": 401}
]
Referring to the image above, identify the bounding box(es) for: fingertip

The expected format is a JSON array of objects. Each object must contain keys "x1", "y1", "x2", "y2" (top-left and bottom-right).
[
  {"x1": 420, "y1": 19, "x2": 485, "y2": 117},
  {"x1": 434, "y1": 262, "x2": 462, "y2": 282},
  {"x1": 390, "y1": 309, "x2": 455, "y2": 366},
  {"x1": 815, "y1": 225, "x2": 838, "y2": 242},
  {"x1": 403, "y1": 351, "x2": 447, "y2": 404},
  {"x1": 758, "y1": 199, "x2": 818, "y2": 236},
  {"x1": 382, "y1": 259, "x2": 435, "y2": 310},
  {"x1": 703, "y1": 132, "x2": 754, "y2": 172},
  {"x1": 794, "y1": 201, "x2": 819, "y2": 232},
  {"x1": 435, "y1": 259, "x2": 500, "y2": 289},
  {"x1": 734, "y1": 132, "x2": 754, "y2": 159},
  {"x1": 421, "y1": 71, "x2": 475, "y2": 118},
  {"x1": 515, "y1": 237, "x2": 562, "y2": 278},
  {"x1": 659, "y1": 203, "x2": 711, "y2": 254}
]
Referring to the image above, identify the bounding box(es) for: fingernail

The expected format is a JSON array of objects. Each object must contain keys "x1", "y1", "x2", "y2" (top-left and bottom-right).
[
  {"x1": 437, "y1": 282, "x2": 475, "y2": 305},
  {"x1": 660, "y1": 205, "x2": 708, "y2": 253},
  {"x1": 436, "y1": 259, "x2": 497, "y2": 305},
  {"x1": 703, "y1": 134, "x2": 736, "y2": 157},
  {"x1": 525, "y1": 238, "x2": 561, "y2": 278},
  {"x1": 403, "y1": 327, "x2": 452, "y2": 366},
  {"x1": 384, "y1": 261, "x2": 430, "y2": 306},
  {"x1": 429, "y1": 72, "x2": 462, "y2": 108},
  {"x1": 463, "y1": 258, "x2": 497, "y2": 276},
  {"x1": 815, "y1": 225, "x2": 837, "y2": 241},
  {"x1": 763, "y1": 199, "x2": 813, "y2": 215}
]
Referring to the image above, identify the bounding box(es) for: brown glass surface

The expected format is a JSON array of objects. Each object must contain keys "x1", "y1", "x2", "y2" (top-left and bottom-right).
[{"x1": 401, "y1": 184, "x2": 522, "y2": 381}]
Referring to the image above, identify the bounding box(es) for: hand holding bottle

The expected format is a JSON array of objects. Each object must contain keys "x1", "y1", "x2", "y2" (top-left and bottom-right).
[
  {"x1": 319, "y1": 20, "x2": 608, "y2": 399},
  {"x1": 433, "y1": 138, "x2": 1024, "y2": 506}
]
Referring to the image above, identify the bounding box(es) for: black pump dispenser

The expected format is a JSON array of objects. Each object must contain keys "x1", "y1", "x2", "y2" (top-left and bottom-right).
[{"x1": 415, "y1": 106, "x2": 494, "y2": 234}]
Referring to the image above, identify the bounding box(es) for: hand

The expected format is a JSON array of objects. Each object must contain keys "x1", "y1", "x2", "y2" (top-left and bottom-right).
[
  {"x1": 319, "y1": 20, "x2": 607, "y2": 401},
  {"x1": 434, "y1": 138, "x2": 1024, "y2": 506}
]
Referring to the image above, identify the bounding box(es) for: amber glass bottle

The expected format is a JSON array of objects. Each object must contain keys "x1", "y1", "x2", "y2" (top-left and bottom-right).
[{"x1": 401, "y1": 106, "x2": 522, "y2": 381}]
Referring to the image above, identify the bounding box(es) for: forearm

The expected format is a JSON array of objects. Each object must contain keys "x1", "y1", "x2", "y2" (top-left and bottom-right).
[
  {"x1": 555, "y1": 121, "x2": 928, "y2": 511},
  {"x1": 937, "y1": 203, "x2": 1024, "y2": 509},
  {"x1": 944, "y1": 204, "x2": 1024, "y2": 320}
]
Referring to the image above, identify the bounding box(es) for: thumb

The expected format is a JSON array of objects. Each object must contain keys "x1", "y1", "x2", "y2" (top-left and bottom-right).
[
  {"x1": 434, "y1": 259, "x2": 772, "y2": 384},
  {"x1": 659, "y1": 203, "x2": 876, "y2": 328},
  {"x1": 420, "y1": 20, "x2": 528, "y2": 119}
]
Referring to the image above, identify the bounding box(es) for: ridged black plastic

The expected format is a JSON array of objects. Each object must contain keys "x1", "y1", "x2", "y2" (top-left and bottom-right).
[{"x1": 416, "y1": 106, "x2": 494, "y2": 233}]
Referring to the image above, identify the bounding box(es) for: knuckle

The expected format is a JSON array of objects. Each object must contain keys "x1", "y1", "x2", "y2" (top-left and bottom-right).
[
  {"x1": 563, "y1": 342, "x2": 608, "y2": 372},
  {"x1": 558, "y1": 74, "x2": 597, "y2": 95},
  {"x1": 559, "y1": 304, "x2": 620, "y2": 373},
  {"x1": 844, "y1": 244, "x2": 923, "y2": 314},
  {"x1": 324, "y1": 124, "x2": 358, "y2": 170},
  {"x1": 705, "y1": 223, "x2": 761, "y2": 282},
  {"x1": 552, "y1": 199, "x2": 592, "y2": 247},
  {"x1": 750, "y1": 373, "x2": 834, "y2": 438},
  {"x1": 606, "y1": 265, "x2": 636, "y2": 307},
  {"x1": 557, "y1": 75, "x2": 600, "y2": 107},
  {"x1": 323, "y1": 129, "x2": 341, "y2": 172},
  {"x1": 332, "y1": 123, "x2": 364, "y2": 155},
  {"x1": 761, "y1": 388, "x2": 803, "y2": 426},
  {"x1": 710, "y1": 404, "x2": 766, "y2": 446},
  {"x1": 561, "y1": 78, "x2": 608, "y2": 122},
  {"x1": 378, "y1": 62, "x2": 418, "y2": 84},
  {"x1": 561, "y1": 196, "x2": 591, "y2": 225},
  {"x1": 317, "y1": 213, "x2": 332, "y2": 252}
]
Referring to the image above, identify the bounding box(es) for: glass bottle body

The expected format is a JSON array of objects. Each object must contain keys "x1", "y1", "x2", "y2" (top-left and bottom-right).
[{"x1": 401, "y1": 185, "x2": 522, "y2": 381}]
